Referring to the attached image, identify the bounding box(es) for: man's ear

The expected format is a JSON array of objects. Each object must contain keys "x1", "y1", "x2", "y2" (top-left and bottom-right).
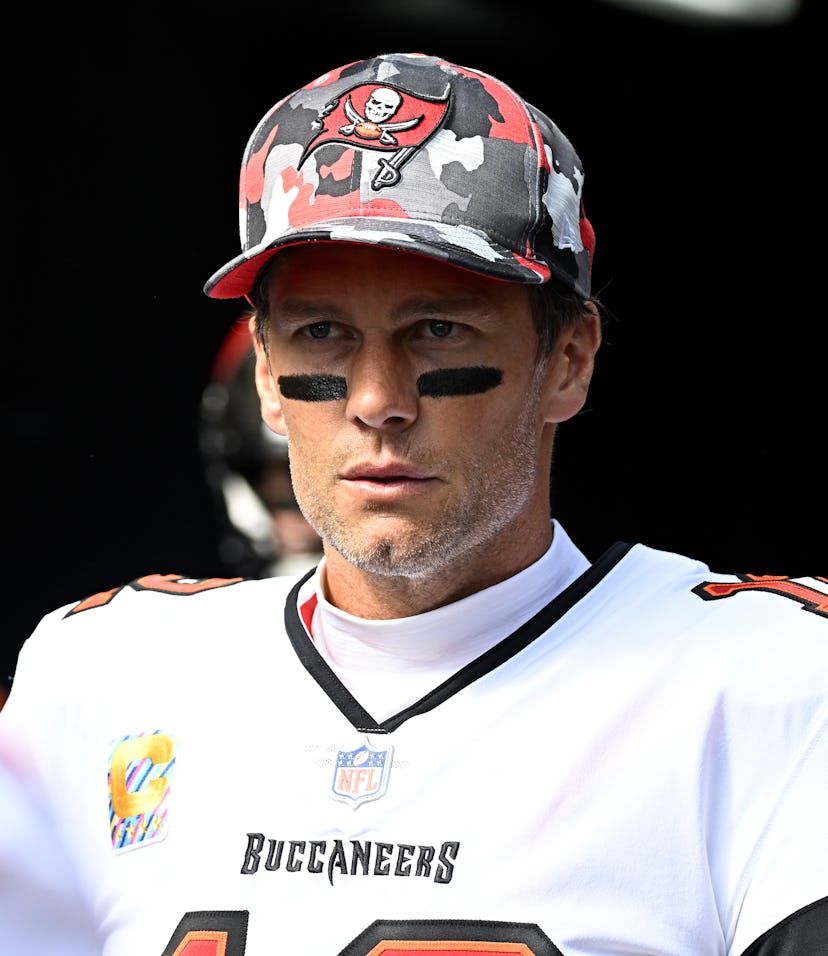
[
  {"x1": 250, "y1": 316, "x2": 287, "y2": 437},
  {"x1": 540, "y1": 302, "x2": 602, "y2": 424}
]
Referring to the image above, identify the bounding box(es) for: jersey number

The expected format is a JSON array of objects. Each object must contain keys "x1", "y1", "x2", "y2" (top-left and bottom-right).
[
  {"x1": 693, "y1": 574, "x2": 828, "y2": 618},
  {"x1": 65, "y1": 574, "x2": 244, "y2": 617},
  {"x1": 161, "y1": 913, "x2": 563, "y2": 956}
]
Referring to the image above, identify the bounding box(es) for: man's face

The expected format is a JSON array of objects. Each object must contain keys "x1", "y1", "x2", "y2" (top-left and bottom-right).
[{"x1": 254, "y1": 244, "x2": 572, "y2": 592}]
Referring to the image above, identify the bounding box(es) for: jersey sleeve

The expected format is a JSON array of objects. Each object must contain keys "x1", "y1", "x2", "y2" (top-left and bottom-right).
[
  {"x1": 731, "y1": 701, "x2": 828, "y2": 954},
  {"x1": 0, "y1": 605, "x2": 75, "y2": 779},
  {"x1": 0, "y1": 732, "x2": 104, "y2": 956}
]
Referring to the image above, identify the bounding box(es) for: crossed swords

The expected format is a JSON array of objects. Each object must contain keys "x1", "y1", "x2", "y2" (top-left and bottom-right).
[
  {"x1": 337, "y1": 95, "x2": 423, "y2": 189},
  {"x1": 304, "y1": 94, "x2": 422, "y2": 190}
]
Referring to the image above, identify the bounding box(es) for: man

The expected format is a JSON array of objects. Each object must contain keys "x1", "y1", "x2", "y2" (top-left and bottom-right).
[{"x1": 1, "y1": 52, "x2": 825, "y2": 956}]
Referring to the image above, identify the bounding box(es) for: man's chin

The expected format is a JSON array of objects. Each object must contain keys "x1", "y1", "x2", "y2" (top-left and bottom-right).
[{"x1": 330, "y1": 532, "x2": 452, "y2": 579}]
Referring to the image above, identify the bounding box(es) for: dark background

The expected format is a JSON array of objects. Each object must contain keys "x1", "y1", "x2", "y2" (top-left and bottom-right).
[{"x1": 7, "y1": 1, "x2": 822, "y2": 694}]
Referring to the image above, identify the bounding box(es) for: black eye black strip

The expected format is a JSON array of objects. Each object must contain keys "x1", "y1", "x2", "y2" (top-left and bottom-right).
[
  {"x1": 278, "y1": 374, "x2": 348, "y2": 401},
  {"x1": 277, "y1": 366, "x2": 503, "y2": 402},
  {"x1": 417, "y1": 366, "x2": 503, "y2": 397}
]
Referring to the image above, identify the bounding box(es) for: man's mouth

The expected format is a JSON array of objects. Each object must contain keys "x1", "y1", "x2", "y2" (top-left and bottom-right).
[
  {"x1": 339, "y1": 464, "x2": 437, "y2": 497},
  {"x1": 341, "y1": 463, "x2": 433, "y2": 482}
]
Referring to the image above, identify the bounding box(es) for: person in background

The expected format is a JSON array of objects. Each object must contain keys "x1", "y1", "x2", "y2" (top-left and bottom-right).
[{"x1": 200, "y1": 316, "x2": 323, "y2": 578}]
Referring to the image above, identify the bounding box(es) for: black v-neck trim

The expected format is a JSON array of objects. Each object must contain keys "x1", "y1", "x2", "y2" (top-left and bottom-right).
[{"x1": 284, "y1": 541, "x2": 635, "y2": 733}]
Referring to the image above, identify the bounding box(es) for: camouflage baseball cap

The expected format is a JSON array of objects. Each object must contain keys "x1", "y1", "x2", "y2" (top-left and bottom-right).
[{"x1": 204, "y1": 52, "x2": 595, "y2": 300}]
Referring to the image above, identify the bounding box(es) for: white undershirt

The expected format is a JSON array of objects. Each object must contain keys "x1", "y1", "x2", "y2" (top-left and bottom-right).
[{"x1": 306, "y1": 520, "x2": 590, "y2": 721}]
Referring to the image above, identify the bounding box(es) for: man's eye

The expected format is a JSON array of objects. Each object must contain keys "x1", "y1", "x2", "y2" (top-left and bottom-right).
[
  {"x1": 428, "y1": 320, "x2": 454, "y2": 338},
  {"x1": 306, "y1": 322, "x2": 331, "y2": 339}
]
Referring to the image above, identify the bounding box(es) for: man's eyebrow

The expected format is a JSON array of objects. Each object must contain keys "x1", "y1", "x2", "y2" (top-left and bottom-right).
[
  {"x1": 389, "y1": 295, "x2": 492, "y2": 322},
  {"x1": 271, "y1": 298, "x2": 348, "y2": 322}
]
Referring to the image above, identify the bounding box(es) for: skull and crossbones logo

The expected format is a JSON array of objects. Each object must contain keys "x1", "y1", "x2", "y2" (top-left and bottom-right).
[{"x1": 338, "y1": 87, "x2": 422, "y2": 145}]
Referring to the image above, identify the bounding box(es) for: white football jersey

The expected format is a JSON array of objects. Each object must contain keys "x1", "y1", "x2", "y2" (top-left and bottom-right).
[
  {"x1": 0, "y1": 734, "x2": 104, "y2": 956},
  {"x1": 1, "y1": 523, "x2": 826, "y2": 956}
]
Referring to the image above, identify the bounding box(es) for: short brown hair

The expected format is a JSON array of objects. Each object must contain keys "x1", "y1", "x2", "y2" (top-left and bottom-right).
[{"x1": 526, "y1": 280, "x2": 596, "y2": 362}]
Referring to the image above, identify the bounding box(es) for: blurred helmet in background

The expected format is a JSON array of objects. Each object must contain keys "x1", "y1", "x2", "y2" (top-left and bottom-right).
[{"x1": 200, "y1": 317, "x2": 322, "y2": 578}]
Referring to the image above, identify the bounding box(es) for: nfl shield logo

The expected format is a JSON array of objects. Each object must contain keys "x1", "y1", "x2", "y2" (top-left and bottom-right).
[{"x1": 331, "y1": 742, "x2": 393, "y2": 808}]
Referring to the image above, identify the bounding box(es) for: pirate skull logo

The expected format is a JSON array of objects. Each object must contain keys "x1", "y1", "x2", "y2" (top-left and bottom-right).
[
  {"x1": 299, "y1": 81, "x2": 450, "y2": 191},
  {"x1": 339, "y1": 87, "x2": 422, "y2": 146}
]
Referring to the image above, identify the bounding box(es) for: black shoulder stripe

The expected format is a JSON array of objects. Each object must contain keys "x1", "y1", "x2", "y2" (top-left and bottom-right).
[{"x1": 738, "y1": 896, "x2": 828, "y2": 956}]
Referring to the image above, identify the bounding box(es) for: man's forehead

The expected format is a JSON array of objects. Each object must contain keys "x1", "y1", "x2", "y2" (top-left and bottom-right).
[
  {"x1": 270, "y1": 291, "x2": 505, "y2": 326},
  {"x1": 265, "y1": 243, "x2": 532, "y2": 312}
]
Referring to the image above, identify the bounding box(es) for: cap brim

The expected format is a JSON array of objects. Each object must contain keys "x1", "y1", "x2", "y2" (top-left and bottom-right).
[{"x1": 203, "y1": 217, "x2": 553, "y2": 299}]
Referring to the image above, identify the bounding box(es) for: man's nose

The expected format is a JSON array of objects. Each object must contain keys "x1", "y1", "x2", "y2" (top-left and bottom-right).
[{"x1": 344, "y1": 341, "x2": 418, "y2": 430}]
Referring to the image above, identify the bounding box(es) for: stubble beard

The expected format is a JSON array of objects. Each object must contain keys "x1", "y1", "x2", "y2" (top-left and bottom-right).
[{"x1": 289, "y1": 376, "x2": 548, "y2": 580}]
